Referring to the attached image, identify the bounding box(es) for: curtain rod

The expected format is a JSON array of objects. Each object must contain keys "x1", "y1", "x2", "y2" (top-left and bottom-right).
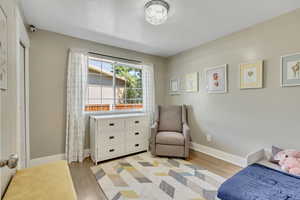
[{"x1": 88, "y1": 52, "x2": 142, "y2": 64}]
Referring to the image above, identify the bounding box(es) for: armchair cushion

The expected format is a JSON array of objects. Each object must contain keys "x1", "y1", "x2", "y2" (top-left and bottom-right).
[
  {"x1": 156, "y1": 131, "x2": 185, "y2": 146},
  {"x1": 158, "y1": 105, "x2": 182, "y2": 132}
]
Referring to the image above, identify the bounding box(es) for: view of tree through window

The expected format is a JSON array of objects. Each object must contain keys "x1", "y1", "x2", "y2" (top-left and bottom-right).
[{"x1": 85, "y1": 57, "x2": 143, "y2": 112}]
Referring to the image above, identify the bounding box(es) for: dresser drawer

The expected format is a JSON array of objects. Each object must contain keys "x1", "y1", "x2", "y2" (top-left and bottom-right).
[
  {"x1": 126, "y1": 117, "x2": 147, "y2": 129},
  {"x1": 126, "y1": 129, "x2": 147, "y2": 141},
  {"x1": 99, "y1": 144, "x2": 125, "y2": 160},
  {"x1": 126, "y1": 140, "x2": 147, "y2": 154},
  {"x1": 100, "y1": 132, "x2": 124, "y2": 146},
  {"x1": 98, "y1": 119, "x2": 124, "y2": 131}
]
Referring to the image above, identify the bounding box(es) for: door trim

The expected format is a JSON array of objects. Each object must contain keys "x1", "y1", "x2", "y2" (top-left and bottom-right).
[{"x1": 16, "y1": 9, "x2": 30, "y2": 169}]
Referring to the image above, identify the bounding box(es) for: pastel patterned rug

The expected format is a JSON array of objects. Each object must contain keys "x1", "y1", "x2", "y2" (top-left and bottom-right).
[{"x1": 91, "y1": 152, "x2": 226, "y2": 200}]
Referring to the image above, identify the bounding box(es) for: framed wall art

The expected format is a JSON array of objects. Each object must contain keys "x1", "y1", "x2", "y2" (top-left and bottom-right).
[
  {"x1": 281, "y1": 53, "x2": 300, "y2": 87},
  {"x1": 240, "y1": 60, "x2": 263, "y2": 89},
  {"x1": 0, "y1": 6, "x2": 8, "y2": 90},
  {"x1": 205, "y1": 64, "x2": 227, "y2": 93},
  {"x1": 169, "y1": 78, "x2": 180, "y2": 94},
  {"x1": 180, "y1": 72, "x2": 199, "y2": 93}
]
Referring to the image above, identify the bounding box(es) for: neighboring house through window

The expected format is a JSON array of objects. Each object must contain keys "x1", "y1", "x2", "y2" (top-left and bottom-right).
[{"x1": 85, "y1": 56, "x2": 143, "y2": 112}]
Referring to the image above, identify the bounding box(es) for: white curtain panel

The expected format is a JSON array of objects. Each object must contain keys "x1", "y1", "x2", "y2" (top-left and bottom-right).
[
  {"x1": 66, "y1": 49, "x2": 88, "y2": 163},
  {"x1": 142, "y1": 64, "x2": 155, "y2": 123}
]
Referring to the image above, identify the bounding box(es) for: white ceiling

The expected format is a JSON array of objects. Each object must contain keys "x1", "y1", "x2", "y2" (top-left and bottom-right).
[{"x1": 20, "y1": 0, "x2": 300, "y2": 57}]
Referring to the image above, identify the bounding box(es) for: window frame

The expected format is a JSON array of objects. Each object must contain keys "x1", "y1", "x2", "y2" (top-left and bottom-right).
[{"x1": 85, "y1": 56, "x2": 144, "y2": 115}]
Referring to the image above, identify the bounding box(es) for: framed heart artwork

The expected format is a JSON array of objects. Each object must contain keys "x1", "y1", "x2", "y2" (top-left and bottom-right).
[{"x1": 240, "y1": 60, "x2": 263, "y2": 89}]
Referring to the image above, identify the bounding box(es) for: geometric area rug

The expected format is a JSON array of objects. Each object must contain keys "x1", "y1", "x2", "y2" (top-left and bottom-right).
[{"x1": 91, "y1": 152, "x2": 226, "y2": 200}]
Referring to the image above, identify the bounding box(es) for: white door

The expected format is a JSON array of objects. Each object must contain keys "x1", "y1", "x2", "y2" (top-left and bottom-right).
[
  {"x1": 0, "y1": 0, "x2": 20, "y2": 196},
  {"x1": 19, "y1": 43, "x2": 27, "y2": 169}
]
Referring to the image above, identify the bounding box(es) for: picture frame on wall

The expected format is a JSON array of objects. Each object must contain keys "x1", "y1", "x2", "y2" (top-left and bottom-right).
[
  {"x1": 281, "y1": 53, "x2": 300, "y2": 87},
  {"x1": 169, "y1": 78, "x2": 180, "y2": 94},
  {"x1": 0, "y1": 6, "x2": 8, "y2": 90},
  {"x1": 240, "y1": 60, "x2": 263, "y2": 89},
  {"x1": 180, "y1": 72, "x2": 199, "y2": 93},
  {"x1": 205, "y1": 64, "x2": 227, "y2": 93}
]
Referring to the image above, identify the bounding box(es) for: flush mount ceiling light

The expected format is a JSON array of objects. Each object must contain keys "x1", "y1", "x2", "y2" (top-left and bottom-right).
[{"x1": 145, "y1": 0, "x2": 170, "y2": 25}]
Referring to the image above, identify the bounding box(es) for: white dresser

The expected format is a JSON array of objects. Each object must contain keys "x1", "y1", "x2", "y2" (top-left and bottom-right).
[{"x1": 90, "y1": 113, "x2": 149, "y2": 164}]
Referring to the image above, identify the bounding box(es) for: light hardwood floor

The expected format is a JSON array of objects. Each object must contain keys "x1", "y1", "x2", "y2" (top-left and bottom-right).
[{"x1": 69, "y1": 150, "x2": 242, "y2": 200}]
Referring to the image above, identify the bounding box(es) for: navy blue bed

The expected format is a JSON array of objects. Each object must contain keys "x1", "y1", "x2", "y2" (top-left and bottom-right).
[{"x1": 217, "y1": 163, "x2": 300, "y2": 200}]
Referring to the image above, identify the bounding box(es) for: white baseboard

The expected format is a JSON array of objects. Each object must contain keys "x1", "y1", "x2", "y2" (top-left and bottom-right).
[
  {"x1": 29, "y1": 149, "x2": 90, "y2": 167},
  {"x1": 29, "y1": 153, "x2": 65, "y2": 167},
  {"x1": 29, "y1": 145, "x2": 252, "y2": 168},
  {"x1": 190, "y1": 142, "x2": 247, "y2": 167}
]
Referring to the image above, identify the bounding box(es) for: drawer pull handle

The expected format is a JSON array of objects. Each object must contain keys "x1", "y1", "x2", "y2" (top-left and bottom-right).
[
  {"x1": 109, "y1": 123, "x2": 115, "y2": 126},
  {"x1": 134, "y1": 121, "x2": 139, "y2": 124},
  {"x1": 135, "y1": 144, "x2": 140, "y2": 147},
  {"x1": 109, "y1": 136, "x2": 115, "y2": 139},
  {"x1": 109, "y1": 149, "x2": 115, "y2": 152},
  {"x1": 135, "y1": 132, "x2": 139, "y2": 135}
]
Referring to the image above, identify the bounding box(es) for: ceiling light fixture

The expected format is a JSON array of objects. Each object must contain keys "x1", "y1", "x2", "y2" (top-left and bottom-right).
[{"x1": 145, "y1": 0, "x2": 170, "y2": 25}]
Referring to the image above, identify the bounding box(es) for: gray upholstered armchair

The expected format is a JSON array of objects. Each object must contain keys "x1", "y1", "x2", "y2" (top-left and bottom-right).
[{"x1": 150, "y1": 105, "x2": 190, "y2": 159}]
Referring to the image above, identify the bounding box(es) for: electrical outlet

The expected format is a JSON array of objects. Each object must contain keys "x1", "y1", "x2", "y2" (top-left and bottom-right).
[{"x1": 206, "y1": 134, "x2": 212, "y2": 142}]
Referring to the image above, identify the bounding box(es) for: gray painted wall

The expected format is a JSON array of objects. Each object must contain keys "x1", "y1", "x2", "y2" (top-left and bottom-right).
[
  {"x1": 29, "y1": 30, "x2": 166, "y2": 159},
  {"x1": 166, "y1": 9, "x2": 300, "y2": 157}
]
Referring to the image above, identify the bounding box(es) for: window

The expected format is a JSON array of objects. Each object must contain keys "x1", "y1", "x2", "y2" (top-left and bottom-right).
[{"x1": 85, "y1": 56, "x2": 143, "y2": 112}]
